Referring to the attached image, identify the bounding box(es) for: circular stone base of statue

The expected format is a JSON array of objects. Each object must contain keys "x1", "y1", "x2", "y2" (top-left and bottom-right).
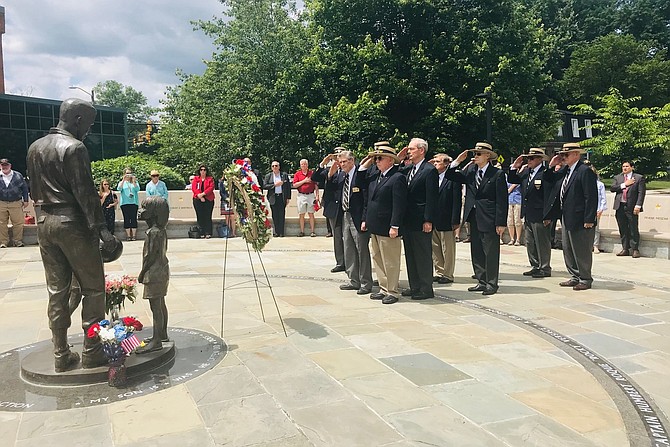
[
  {"x1": 0, "y1": 327, "x2": 226, "y2": 412},
  {"x1": 21, "y1": 340, "x2": 176, "y2": 386}
]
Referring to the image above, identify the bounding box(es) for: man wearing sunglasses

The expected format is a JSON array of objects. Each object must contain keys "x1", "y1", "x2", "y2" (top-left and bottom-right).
[
  {"x1": 360, "y1": 146, "x2": 407, "y2": 304},
  {"x1": 508, "y1": 148, "x2": 553, "y2": 278},
  {"x1": 544, "y1": 143, "x2": 597, "y2": 291},
  {"x1": 446, "y1": 142, "x2": 508, "y2": 295}
]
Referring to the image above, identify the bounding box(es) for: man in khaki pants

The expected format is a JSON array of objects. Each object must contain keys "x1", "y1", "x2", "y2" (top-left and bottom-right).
[{"x1": 0, "y1": 158, "x2": 29, "y2": 248}]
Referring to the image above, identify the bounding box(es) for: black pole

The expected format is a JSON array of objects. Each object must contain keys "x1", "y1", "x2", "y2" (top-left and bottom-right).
[
  {"x1": 475, "y1": 91, "x2": 493, "y2": 145},
  {"x1": 485, "y1": 92, "x2": 492, "y2": 144}
]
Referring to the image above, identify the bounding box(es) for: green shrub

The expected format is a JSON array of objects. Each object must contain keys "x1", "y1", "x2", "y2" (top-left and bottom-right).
[{"x1": 91, "y1": 155, "x2": 186, "y2": 190}]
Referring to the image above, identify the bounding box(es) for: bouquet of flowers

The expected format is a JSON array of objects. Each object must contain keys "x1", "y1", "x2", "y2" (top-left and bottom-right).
[
  {"x1": 105, "y1": 274, "x2": 138, "y2": 316},
  {"x1": 223, "y1": 159, "x2": 272, "y2": 251},
  {"x1": 87, "y1": 316, "x2": 144, "y2": 363}
]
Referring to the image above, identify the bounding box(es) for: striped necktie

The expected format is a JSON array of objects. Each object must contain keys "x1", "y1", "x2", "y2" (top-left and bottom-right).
[
  {"x1": 342, "y1": 173, "x2": 350, "y2": 211},
  {"x1": 408, "y1": 166, "x2": 416, "y2": 184},
  {"x1": 475, "y1": 169, "x2": 483, "y2": 189},
  {"x1": 560, "y1": 169, "x2": 570, "y2": 204}
]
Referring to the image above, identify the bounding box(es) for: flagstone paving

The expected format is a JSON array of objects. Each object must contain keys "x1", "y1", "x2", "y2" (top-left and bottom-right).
[{"x1": 0, "y1": 237, "x2": 669, "y2": 446}]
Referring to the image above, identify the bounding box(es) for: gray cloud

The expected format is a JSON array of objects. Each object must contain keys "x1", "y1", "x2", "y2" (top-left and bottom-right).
[{"x1": 2, "y1": 0, "x2": 225, "y2": 106}]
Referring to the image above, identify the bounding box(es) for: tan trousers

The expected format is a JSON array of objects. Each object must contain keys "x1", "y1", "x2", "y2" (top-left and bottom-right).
[
  {"x1": 432, "y1": 230, "x2": 456, "y2": 281},
  {"x1": 0, "y1": 200, "x2": 24, "y2": 245},
  {"x1": 371, "y1": 234, "x2": 402, "y2": 298}
]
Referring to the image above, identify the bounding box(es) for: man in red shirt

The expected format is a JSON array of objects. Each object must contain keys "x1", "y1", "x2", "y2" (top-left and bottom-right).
[{"x1": 293, "y1": 159, "x2": 320, "y2": 237}]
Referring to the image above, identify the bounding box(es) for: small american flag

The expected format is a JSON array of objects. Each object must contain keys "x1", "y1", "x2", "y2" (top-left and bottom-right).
[{"x1": 121, "y1": 334, "x2": 141, "y2": 354}]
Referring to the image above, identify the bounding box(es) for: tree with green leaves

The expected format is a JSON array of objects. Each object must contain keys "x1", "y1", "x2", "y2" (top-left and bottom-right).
[
  {"x1": 573, "y1": 88, "x2": 670, "y2": 181},
  {"x1": 94, "y1": 80, "x2": 155, "y2": 121},
  {"x1": 561, "y1": 34, "x2": 670, "y2": 108},
  {"x1": 156, "y1": 0, "x2": 312, "y2": 178}
]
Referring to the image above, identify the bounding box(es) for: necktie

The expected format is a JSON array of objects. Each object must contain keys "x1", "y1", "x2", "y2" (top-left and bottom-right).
[
  {"x1": 560, "y1": 169, "x2": 570, "y2": 204},
  {"x1": 475, "y1": 169, "x2": 483, "y2": 189},
  {"x1": 377, "y1": 173, "x2": 384, "y2": 183},
  {"x1": 622, "y1": 175, "x2": 629, "y2": 202},
  {"x1": 408, "y1": 166, "x2": 417, "y2": 184},
  {"x1": 342, "y1": 173, "x2": 350, "y2": 211}
]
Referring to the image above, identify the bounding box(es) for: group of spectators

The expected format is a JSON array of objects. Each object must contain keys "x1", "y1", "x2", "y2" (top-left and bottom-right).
[{"x1": 96, "y1": 168, "x2": 169, "y2": 241}]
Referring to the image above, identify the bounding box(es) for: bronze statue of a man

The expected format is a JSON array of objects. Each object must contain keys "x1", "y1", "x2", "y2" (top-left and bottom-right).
[{"x1": 27, "y1": 98, "x2": 118, "y2": 372}]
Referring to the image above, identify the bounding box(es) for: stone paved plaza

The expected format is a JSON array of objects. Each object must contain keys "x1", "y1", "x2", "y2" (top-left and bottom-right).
[{"x1": 0, "y1": 237, "x2": 669, "y2": 446}]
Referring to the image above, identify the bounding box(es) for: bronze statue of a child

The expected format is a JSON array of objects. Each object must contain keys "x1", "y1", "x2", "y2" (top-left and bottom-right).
[{"x1": 136, "y1": 195, "x2": 170, "y2": 354}]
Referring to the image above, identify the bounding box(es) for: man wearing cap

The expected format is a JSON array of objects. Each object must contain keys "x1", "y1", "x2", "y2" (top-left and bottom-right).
[
  {"x1": 0, "y1": 158, "x2": 29, "y2": 248},
  {"x1": 312, "y1": 148, "x2": 346, "y2": 272},
  {"x1": 360, "y1": 146, "x2": 407, "y2": 304},
  {"x1": 27, "y1": 98, "x2": 118, "y2": 371},
  {"x1": 446, "y1": 142, "x2": 508, "y2": 295},
  {"x1": 429, "y1": 153, "x2": 462, "y2": 284},
  {"x1": 544, "y1": 143, "x2": 598, "y2": 290},
  {"x1": 146, "y1": 170, "x2": 169, "y2": 202},
  {"x1": 397, "y1": 138, "x2": 439, "y2": 299},
  {"x1": 508, "y1": 148, "x2": 553, "y2": 278},
  {"x1": 611, "y1": 161, "x2": 646, "y2": 258}
]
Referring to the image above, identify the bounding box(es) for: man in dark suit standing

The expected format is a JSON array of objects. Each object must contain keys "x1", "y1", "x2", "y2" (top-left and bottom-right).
[
  {"x1": 312, "y1": 148, "x2": 345, "y2": 272},
  {"x1": 361, "y1": 146, "x2": 407, "y2": 304},
  {"x1": 611, "y1": 161, "x2": 646, "y2": 258},
  {"x1": 544, "y1": 143, "x2": 598, "y2": 290},
  {"x1": 396, "y1": 138, "x2": 439, "y2": 300},
  {"x1": 508, "y1": 148, "x2": 553, "y2": 278},
  {"x1": 263, "y1": 161, "x2": 291, "y2": 237},
  {"x1": 429, "y1": 153, "x2": 462, "y2": 284},
  {"x1": 446, "y1": 142, "x2": 508, "y2": 295},
  {"x1": 326, "y1": 150, "x2": 373, "y2": 294}
]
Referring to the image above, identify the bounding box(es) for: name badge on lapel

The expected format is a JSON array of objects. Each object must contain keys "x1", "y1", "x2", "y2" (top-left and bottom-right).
[
  {"x1": 352, "y1": 187, "x2": 360, "y2": 193},
  {"x1": 534, "y1": 179, "x2": 542, "y2": 190}
]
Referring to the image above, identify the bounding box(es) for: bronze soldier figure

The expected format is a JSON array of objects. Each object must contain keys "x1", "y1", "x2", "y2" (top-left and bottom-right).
[{"x1": 27, "y1": 98, "x2": 118, "y2": 372}]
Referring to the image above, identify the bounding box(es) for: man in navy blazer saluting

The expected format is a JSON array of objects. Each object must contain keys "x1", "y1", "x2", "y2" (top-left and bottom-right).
[
  {"x1": 446, "y1": 142, "x2": 508, "y2": 295},
  {"x1": 544, "y1": 143, "x2": 598, "y2": 290}
]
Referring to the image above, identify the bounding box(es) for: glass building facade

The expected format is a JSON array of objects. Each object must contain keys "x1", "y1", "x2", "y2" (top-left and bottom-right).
[{"x1": 0, "y1": 93, "x2": 128, "y2": 174}]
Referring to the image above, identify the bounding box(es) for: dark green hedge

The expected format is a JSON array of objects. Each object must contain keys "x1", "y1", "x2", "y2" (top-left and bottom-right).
[{"x1": 91, "y1": 155, "x2": 186, "y2": 190}]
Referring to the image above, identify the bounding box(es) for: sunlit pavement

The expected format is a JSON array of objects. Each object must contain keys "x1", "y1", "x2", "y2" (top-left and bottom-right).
[{"x1": 1, "y1": 237, "x2": 668, "y2": 446}]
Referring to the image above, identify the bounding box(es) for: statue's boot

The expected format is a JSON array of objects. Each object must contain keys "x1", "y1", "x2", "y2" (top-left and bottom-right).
[
  {"x1": 53, "y1": 329, "x2": 80, "y2": 372},
  {"x1": 137, "y1": 310, "x2": 167, "y2": 355},
  {"x1": 81, "y1": 336, "x2": 108, "y2": 369}
]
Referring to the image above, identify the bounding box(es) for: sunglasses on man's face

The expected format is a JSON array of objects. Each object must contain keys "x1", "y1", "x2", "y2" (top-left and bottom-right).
[
  {"x1": 272, "y1": 164, "x2": 279, "y2": 167},
  {"x1": 473, "y1": 152, "x2": 485, "y2": 157},
  {"x1": 151, "y1": 174, "x2": 159, "y2": 177},
  {"x1": 374, "y1": 156, "x2": 384, "y2": 161}
]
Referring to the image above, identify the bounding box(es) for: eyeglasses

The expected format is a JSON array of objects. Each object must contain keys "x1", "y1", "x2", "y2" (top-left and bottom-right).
[
  {"x1": 473, "y1": 152, "x2": 484, "y2": 157},
  {"x1": 374, "y1": 156, "x2": 384, "y2": 161},
  {"x1": 199, "y1": 168, "x2": 207, "y2": 171},
  {"x1": 271, "y1": 164, "x2": 279, "y2": 167},
  {"x1": 151, "y1": 174, "x2": 159, "y2": 177}
]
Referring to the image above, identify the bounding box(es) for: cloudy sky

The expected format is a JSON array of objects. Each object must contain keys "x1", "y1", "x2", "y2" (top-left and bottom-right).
[{"x1": 2, "y1": 0, "x2": 226, "y2": 108}]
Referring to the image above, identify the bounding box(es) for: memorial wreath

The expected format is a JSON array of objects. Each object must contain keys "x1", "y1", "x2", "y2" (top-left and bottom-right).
[{"x1": 223, "y1": 159, "x2": 272, "y2": 251}]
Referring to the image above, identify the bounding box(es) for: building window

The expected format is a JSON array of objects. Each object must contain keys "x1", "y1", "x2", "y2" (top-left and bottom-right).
[
  {"x1": 584, "y1": 119, "x2": 592, "y2": 138},
  {"x1": 571, "y1": 118, "x2": 580, "y2": 138}
]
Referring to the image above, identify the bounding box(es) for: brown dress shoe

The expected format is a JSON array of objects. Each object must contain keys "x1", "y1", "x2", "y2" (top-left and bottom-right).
[
  {"x1": 559, "y1": 280, "x2": 579, "y2": 287},
  {"x1": 631, "y1": 250, "x2": 641, "y2": 258},
  {"x1": 616, "y1": 249, "x2": 630, "y2": 256},
  {"x1": 573, "y1": 283, "x2": 591, "y2": 291}
]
